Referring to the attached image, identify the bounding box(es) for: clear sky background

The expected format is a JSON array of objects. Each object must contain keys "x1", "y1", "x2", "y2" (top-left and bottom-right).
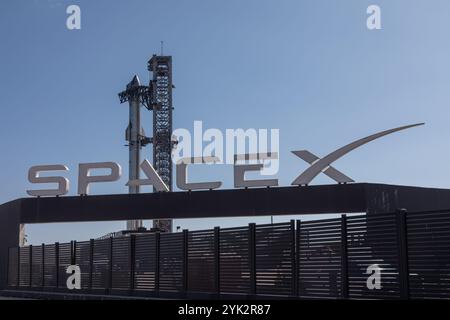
[{"x1": 1, "y1": 0, "x2": 449, "y2": 245}]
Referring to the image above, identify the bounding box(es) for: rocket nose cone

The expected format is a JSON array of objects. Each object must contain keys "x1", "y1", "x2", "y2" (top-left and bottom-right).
[{"x1": 127, "y1": 75, "x2": 141, "y2": 89}]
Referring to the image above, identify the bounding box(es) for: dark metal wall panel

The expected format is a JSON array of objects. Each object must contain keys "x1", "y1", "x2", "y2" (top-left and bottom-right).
[
  {"x1": 219, "y1": 227, "x2": 250, "y2": 294},
  {"x1": 255, "y1": 223, "x2": 293, "y2": 296},
  {"x1": 159, "y1": 233, "x2": 183, "y2": 292},
  {"x1": 9, "y1": 210, "x2": 450, "y2": 299},
  {"x1": 31, "y1": 246, "x2": 43, "y2": 287},
  {"x1": 7, "y1": 248, "x2": 18, "y2": 287},
  {"x1": 134, "y1": 234, "x2": 157, "y2": 291},
  {"x1": 187, "y1": 230, "x2": 215, "y2": 293},
  {"x1": 92, "y1": 239, "x2": 110, "y2": 289},
  {"x1": 299, "y1": 218, "x2": 342, "y2": 298},
  {"x1": 43, "y1": 244, "x2": 56, "y2": 288},
  {"x1": 75, "y1": 241, "x2": 91, "y2": 289},
  {"x1": 58, "y1": 242, "x2": 72, "y2": 289},
  {"x1": 111, "y1": 237, "x2": 131, "y2": 290},
  {"x1": 407, "y1": 211, "x2": 450, "y2": 299},
  {"x1": 19, "y1": 246, "x2": 30, "y2": 287},
  {"x1": 347, "y1": 214, "x2": 401, "y2": 299}
]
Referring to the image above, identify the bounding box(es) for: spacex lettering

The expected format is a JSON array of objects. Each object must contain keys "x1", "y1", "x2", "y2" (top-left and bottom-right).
[{"x1": 26, "y1": 123, "x2": 424, "y2": 197}]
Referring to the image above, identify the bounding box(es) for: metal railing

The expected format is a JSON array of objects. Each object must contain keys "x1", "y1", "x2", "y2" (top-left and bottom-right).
[{"x1": 6, "y1": 210, "x2": 450, "y2": 299}]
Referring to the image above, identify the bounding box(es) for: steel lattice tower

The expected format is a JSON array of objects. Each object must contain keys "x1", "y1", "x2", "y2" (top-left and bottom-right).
[{"x1": 148, "y1": 55, "x2": 174, "y2": 233}]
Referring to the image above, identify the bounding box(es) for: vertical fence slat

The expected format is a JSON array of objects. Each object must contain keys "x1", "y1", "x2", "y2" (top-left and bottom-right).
[
  {"x1": 89, "y1": 239, "x2": 94, "y2": 290},
  {"x1": 42, "y1": 244, "x2": 45, "y2": 288},
  {"x1": 74, "y1": 241, "x2": 78, "y2": 266},
  {"x1": 108, "y1": 237, "x2": 113, "y2": 292},
  {"x1": 29, "y1": 245, "x2": 32, "y2": 288},
  {"x1": 17, "y1": 246, "x2": 20, "y2": 288},
  {"x1": 296, "y1": 220, "x2": 301, "y2": 297},
  {"x1": 214, "y1": 227, "x2": 220, "y2": 295},
  {"x1": 6, "y1": 247, "x2": 9, "y2": 288},
  {"x1": 249, "y1": 223, "x2": 256, "y2": 295},
  {"x1": 129, "y1": 235, "x2": 136, "y2": 291},
  {"x1": 155, "y1": 232, "x2": 160, "y2": 294},
  {"x1": 341, "y1": 215, "x2": 349, "y2": 299},
  {"x1": 182, "y1": 230, "x2": 188, "y2": 292},
  {"x1": 290, "y1": 220, "x2": 296, "y2": 296},
  {"x1": 397, "y1": 209, "x2": 410, "y2": 299},
  {"x1": 72, "y1": 241, "x2": 77, "y2": 265},
  {"x1": 55, "y1": 242, "x2": 59, "y2": 288}
]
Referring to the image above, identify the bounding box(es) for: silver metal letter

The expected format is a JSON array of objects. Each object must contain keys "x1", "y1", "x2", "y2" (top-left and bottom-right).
[
  {"x1": 234, "y1": 153, "x2": 279, "y2": 188},
  {"x1": 127, "y1": 160, "x2": 169, "y2": 192},
  {"x1": 176, "y1": 156, "x2": 222, "y2": 191},
  {"x1": 27, "y1": 165, "x2": 69, "y2": 197},
  {"x1": 78, "y1": 162, "x2": 121, "y2": 195},
  {"x1": 292, "y1": 150, "x2": 354, "y2": 184},
  {"x1": 292, "y1": 123, "x2": 425, "y2": 186}
]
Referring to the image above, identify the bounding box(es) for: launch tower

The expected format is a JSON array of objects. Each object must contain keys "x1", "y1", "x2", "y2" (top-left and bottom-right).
[
  {"x1": 118, "y1": 54, "x2": 174, "y2": 233},
  {"x1": 148, "y1": 55, "x2": 174, "y2": 233}
]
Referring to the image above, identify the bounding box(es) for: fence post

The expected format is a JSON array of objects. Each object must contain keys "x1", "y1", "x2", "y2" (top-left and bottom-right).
[
  {"x1": 72, "y1": 241, "x2": 77, "y2": 266},
  {"x1": 341, "y1": 215, "x2": 349, "y2": 299},
  {"x1": 17, "y1": 247, "x2": 20, "y2": 288},
  {"x1": 129, "y1": 235, "x2": 136, "y2": 292},
  {"x1": 108, "y1": 237, "x2": 113, "y2": 293},
  {"x1": 183, "y1": 230, "x2": 188, "y2": 293},
  {"x1": 296, "y1": 220, "x2": 301, "y2": 297},
  {"x1": 249, "y1": 223, "x2": 256, "y2": 295},
  {"x1": 89, "y1": 239, "x2": 94, "y2": 290},
  {"x1": 290, "y1": 220, "x2": 296, "y2": 296},
  {"x1": 396, "y1": 209, "x2": 410, "y2": 300},
  {"x1": 42, "y1": 244, "x2": 45, "y2": 288},
  {"x1": 6, "y1": 248, "x2": 9, "y2": 288},
  {"x1": 55, "y1": 242, "x2": 59, "y2": 288},
  {"x1": 214, "y1": 227, "x2": 220, "y2": 295},
  {"x1": 29, "y1": 245, "x2": 32, "y2": 288},
  {"x1": 155, "y1": 232, "x2": 160, "y2": 294}
]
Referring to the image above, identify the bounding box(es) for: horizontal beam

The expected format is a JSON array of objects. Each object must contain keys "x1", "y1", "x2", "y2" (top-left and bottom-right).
[
  {"x1": 3, "y1": 183, "x2": 450, "y2": 225},
  {"x1": 18, "y1": 184, "x2": 368, "y2": 224}
]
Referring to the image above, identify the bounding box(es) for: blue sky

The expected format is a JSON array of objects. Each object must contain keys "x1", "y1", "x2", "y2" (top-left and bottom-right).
[{"x1": 1, "y1": 0, "x2": 450, "y2": 244}]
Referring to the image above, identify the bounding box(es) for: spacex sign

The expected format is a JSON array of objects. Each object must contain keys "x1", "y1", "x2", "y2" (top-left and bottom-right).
[{"x1": 26, "y1": 123, "x2": 424, "y2": 197}]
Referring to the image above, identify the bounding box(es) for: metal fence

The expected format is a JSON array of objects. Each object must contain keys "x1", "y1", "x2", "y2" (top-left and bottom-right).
[{"x1": 6, "y1": 210, "x2": 450, "y2": 299}]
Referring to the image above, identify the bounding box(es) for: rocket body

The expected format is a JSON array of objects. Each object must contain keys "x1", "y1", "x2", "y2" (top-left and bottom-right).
[{"x1": 126, "y1": 76, "x2": 143, "y2": 231}]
